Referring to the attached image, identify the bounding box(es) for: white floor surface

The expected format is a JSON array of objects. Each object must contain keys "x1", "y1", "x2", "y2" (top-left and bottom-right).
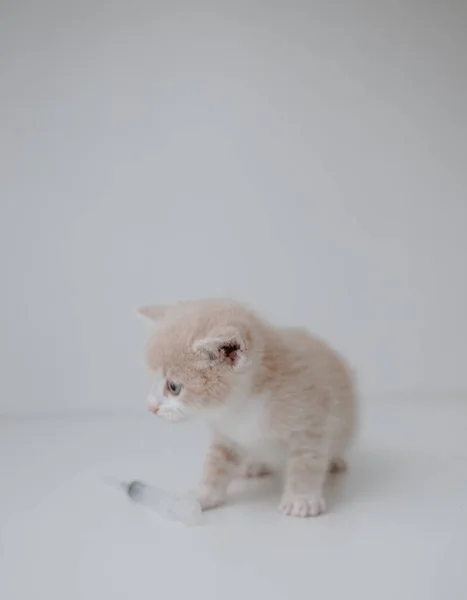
[{"x1": 1, "y1": 398, "x2": 466, "y2": 600}]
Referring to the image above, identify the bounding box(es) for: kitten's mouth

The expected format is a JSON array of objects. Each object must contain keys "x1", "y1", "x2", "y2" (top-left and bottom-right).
[
  {"x1": 162, "y1": 414, "x2": 186, "y2": 423},
  {"x1": 149, "y1": 408, "x2": 187, "y2": 422}
]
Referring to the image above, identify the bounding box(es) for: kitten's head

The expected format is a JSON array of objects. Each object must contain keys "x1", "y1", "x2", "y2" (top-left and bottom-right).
[{"x1": 138, "y1": 299, "x2": 261, "y2": 422}]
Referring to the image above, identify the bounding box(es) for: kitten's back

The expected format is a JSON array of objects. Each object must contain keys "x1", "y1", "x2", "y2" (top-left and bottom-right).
[{"x1": 257, "y1": 325, "x2": 357, "y2": 451}]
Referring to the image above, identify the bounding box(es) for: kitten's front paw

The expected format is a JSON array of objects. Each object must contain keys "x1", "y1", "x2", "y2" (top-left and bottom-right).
[
  {"x1": 196, "y1": 485, "x2": 226, "y2": 511},
  {"x1": 279, "y1": 494, "x2": 326, "y2": 518}
]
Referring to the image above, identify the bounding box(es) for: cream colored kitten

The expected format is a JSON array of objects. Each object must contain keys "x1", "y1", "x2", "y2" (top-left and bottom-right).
[{"x1": 139, "y1": 299, "x2": 357, "y2": 518}]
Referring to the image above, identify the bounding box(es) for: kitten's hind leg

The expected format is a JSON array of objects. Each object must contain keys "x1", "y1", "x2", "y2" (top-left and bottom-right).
[{"x1": 242, "y1": 463, "x2": 274, "y2": 478}]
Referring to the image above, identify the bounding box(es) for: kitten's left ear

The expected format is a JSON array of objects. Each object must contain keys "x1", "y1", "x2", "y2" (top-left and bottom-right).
[
  {"x1": 193, "y1": 327, "x2": 248, "y2": 371},
  {"x1": 137, "y1": 304, "x2": 169, "y2": 322}
]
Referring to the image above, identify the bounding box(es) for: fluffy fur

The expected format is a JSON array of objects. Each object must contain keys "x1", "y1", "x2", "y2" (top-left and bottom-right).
[{"x1": 139, "y1": 299, "x2": 357, "y2": 518}]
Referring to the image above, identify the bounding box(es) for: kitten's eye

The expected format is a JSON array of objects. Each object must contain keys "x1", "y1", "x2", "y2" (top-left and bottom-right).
[{"x1": 167, "y1": 381, "x2": 182, "y2": 396}]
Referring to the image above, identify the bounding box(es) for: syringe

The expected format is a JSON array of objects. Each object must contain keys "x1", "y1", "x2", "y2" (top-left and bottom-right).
[{"x1": 106, "y1": 478, "x2": 202, "y2": 526}]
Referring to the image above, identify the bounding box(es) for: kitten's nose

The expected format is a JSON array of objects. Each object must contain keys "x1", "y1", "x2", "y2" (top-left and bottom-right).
[{"x1": 149, "y1": 405, "x2": 159, "y2": 415}]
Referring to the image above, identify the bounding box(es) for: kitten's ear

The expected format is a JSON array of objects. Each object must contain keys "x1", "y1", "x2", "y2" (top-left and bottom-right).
[
  {"x1": 193, "y1": 327, "x2": 248, "y2": 371},
  {"x1": 137, "y1": 304, "x2": 168, "y2": 322}
]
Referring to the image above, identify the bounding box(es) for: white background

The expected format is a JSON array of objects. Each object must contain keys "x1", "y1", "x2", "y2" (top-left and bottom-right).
[{"x1": 1, "y1": 0, "x2": 466, "y2": 414}]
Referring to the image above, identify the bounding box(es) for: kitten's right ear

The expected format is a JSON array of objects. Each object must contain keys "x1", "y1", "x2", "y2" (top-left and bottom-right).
[
  {"x1": 137, "y1": 304, "x2": 168, "y2": 322},
  {"x1": 193, "y1": 327, "x2": 249, "y2": 371}
]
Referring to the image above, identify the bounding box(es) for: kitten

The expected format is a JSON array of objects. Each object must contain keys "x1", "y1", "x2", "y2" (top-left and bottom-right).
[{"x1": 139, "y1": 299, "x2": 357, "y2": 518}]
